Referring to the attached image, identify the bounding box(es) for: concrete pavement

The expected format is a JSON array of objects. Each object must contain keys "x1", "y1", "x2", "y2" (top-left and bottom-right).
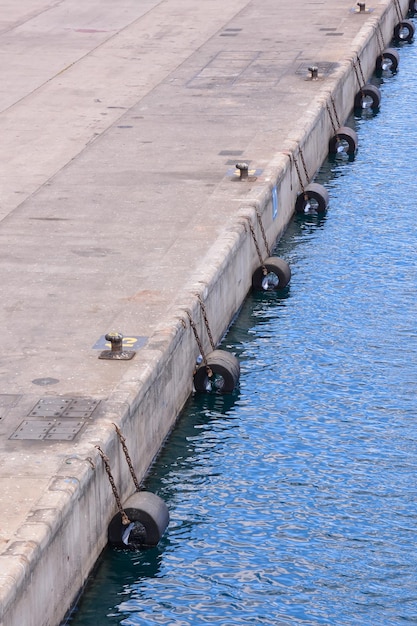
[{"x1": 0, "y1": 0, "x2": 409, "y2": 623}]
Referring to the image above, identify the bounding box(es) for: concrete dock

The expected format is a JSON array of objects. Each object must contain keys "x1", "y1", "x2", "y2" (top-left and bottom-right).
[{"x1": 0, "y1": 0, "x2": 410, "y2": 623}]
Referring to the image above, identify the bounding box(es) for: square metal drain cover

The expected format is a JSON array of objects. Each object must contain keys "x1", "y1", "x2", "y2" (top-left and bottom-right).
[
  {"x1": 10, "y1": 419, "x2": 85, "y2": 441},
  {"x1": 28, "y1": 397, "x2": 100, "y2": 418}
]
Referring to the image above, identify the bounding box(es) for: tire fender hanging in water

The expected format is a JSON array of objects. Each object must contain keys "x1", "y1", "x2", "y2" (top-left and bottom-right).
[
  {"x1": 108, "y1": 491, "x2": 170, "y2": 549},
  {"x1": 354, "y1": 84, "x2": 381, "y2": 111},
  {"x1": 394, "y1": 19, "x2": 415, "y2": 42},
  {"x1": 193, "y1": 349, "x2": 240, "y2": 393},
  {"x1": 295, "y1": 182, "x2": 329, "y2": 215},
  {"x1": 252, "y1": 257, "x2": 291, "y2": 291},
  {"x1": 328, "y1": 126, "x2": 358, "y2": 155},
  {"x1": 375, "y1": 48, "x2": 400, "y2": 72}
]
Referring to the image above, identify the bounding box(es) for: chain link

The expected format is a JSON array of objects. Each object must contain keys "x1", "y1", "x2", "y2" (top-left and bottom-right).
[
  {"x1": 113, "y1": 424, "x2": 141, "y2": 492},
  {"x1": 326, "y1": 102, "x2": 338, "y2": 135},
  {"x1": 96, "y1": 445, "x2": 130, "y2": 526},
  {"x1": 393, "y1": 0, "x2": 403, "y2": 22},
  {"x1": 197, "y1": 294, "x2": 216, "y2": 351},
  {"x1": 248, "y1": 219, "x2": 266, "y2": 274},
  {"x1": 255, "y1": 208, "x2": 270, "y2": 258},
  {"x1": 329, "y1": 95, "x2": 341, "y2": 128},
  {"x1": 186, "y1": 311, "x2": 206, "y2": 363},
  {"x1": 353, "y1": 56, "x2": 366, "y2": 89},
  {"x1": 376, "y1": 23, "x2": 386, "y2": 56},
  {"x1": 291, "y1": 153, "x2": 306, "y2": 195},
  {"x1": 186, "y1": 311, "x2": 213, "y2": 377},
  {"x1": 298, "y1": 148, "x2": 309, "y2": 183}
]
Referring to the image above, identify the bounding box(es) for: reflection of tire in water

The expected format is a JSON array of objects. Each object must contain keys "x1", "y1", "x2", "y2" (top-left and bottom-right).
[
  {"x1": 193, "y1": 350, "x2": 240, "y2": 393},
  {"x1": 295, "y1": 183, "x2": 329, "y2": 215},
  {"x1": 354, "y1": 84, "x2": 381, "y2": 111},
  {"x1": 252, "y1": 257, "x2": 291, "y2": 291},
  {"x1": 108, "y1": 491, "x2": 170, "y2": 549},
  {"x1": 328, "y1": 126, "x2": 358, "y2": 156}
]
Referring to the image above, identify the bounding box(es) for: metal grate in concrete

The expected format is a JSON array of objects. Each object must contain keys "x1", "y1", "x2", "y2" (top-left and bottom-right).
[
  {"x1": 10, "y1": 419, "x2": 85, "y2": 441},
  {"x1": 28, "y1": 397, "x2": 100, "y2": 418},
  {"x1": 9, "y1": 397, "x2": 101, "y2": 440}
]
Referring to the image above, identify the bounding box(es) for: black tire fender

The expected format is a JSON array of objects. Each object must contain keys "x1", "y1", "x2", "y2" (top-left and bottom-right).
[
  {"x1": 354, "y1": 84, "x2": 381, "y2": 111},
  {"x1": 375, "y1": 48, "x2": 400, "y2": 72},
  {"x1": 295, "y1": 183, "x2": 329, "y2": 215},
  {"x1": 252, "y1": 257, "x2": 291, "y2": 291},
  {"x1": 108, "y1": 491, "x2": 169, "y2": 549},
  {"x1": 328, "y1": 126, "x2": 358, "y2": 155},
  {"x1": 193, "y1": 349, "x2": 240, "y2": 393},
  {"x1": 394, "y1": 19, "x2": 415, "y2": 41}
]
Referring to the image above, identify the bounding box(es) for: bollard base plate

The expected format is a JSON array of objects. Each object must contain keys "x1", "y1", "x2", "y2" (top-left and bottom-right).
[{"x1": 99, "y1": 350, "x2": 136, "y2": 360}]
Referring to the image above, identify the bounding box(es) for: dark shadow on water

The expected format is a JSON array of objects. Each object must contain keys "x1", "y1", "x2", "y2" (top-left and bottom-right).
[{"x1": 63, "y1": 543, "x2": 166, "y2": 626}]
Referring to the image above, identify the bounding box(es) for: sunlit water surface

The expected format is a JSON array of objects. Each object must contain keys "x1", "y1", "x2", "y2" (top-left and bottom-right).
[{"x1": 68, "y1": 32, "x2": 417, "y2": 626}]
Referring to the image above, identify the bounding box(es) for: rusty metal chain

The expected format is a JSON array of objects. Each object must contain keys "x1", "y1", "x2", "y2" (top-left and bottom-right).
[
  {"x1": 298, "y1": 148, "x2": 309, "y2": 184},
  {"x1": 326, "y1": 102, "x2": 338, "y2": 134},
  {"x1": 248, "y1": 219, "x2": 266, "y2": 272},
  {"x1": 255, "y1": 208, "x2": 270, "y2": 258},
  {"x1": 96, "y1": 445, "x2": 130, "y2": 525},
  {"x1": 186, "y1": 310, "x2": 213, "y2": 377},
  {"x1": 197, "y1": 294, "x2": 216, "y2": 351},
  {"x1": 353, "y1": 56, "x2": 366, "y2": 89},
  {"x1": 329, "y1": 95, "x2": 341, "y2": 128},
  {"x1": 291, "y1": 153, "x2": 306, "y2": 195},
  {"x1": 393, "y1": 0, "x2": 403, "y2": 22},
  {"x1": 113, "y1": 424, "x2": 141, "y2": 492},
  {"x1": 376, "y1": 23, "x2": 386, "y2": 56}
]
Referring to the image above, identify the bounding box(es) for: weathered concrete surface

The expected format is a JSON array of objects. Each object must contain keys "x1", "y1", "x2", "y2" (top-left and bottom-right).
[{"x1": 0, "y1": 0, "x2": 410, "y2": 624}]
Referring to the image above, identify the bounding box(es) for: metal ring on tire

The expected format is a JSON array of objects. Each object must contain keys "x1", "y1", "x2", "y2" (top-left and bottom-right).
[
  {"x1": 354, "y1": 84, "x2": 381, "y2": 111},
  {"x1": 328, "y1": 126, "x2": 358, "y2": 156},
  {"x1": 394, "y1": 19, "x2": 415, "y2": 42},
  {"x1": 252, "y1": 257, "x2": 291, "y2": 291},
  {"x1": 193, "y1": 350, "x2": 240, "y2": 393},
  {"x1": 375, "y1": 48, "x2": 400, "y2": 72},
  {"x1": 295, "y1": 183, "x2": 329, "y2": 215},
  {"x1": 108, "y1": 491, "x2": 170, "y2": 549}
]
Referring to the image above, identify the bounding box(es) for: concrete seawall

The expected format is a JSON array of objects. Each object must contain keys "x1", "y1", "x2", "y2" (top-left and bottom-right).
[{"x1": 0, "y1": 0, "x2": 411, "y2": 623}]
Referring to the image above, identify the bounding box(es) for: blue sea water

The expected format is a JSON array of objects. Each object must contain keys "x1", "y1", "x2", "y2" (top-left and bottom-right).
[{"x1": 68, "y1": 30, "x2": 417, "y2": 626}]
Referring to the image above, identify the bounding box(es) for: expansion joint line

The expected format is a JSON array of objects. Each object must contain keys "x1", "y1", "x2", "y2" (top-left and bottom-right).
[
  {"x1": 96, "y1": 445, "x2": 130, "y2": 526},
  {"x1": 114, "y1": 424, "x2": 141, "y2": 492}
]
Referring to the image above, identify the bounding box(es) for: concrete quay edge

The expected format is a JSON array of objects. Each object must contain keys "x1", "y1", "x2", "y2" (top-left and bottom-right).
[{"x1": 0, "y1": 1, "x2": 411, "y2": 624}]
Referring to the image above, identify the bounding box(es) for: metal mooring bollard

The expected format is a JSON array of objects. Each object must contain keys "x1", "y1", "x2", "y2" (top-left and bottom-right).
[
  {"x1": 308, "y1": 66, "x2": 319, "y2": 80},
  {"x1": 236, "y1": 162, "x2": 249, "y2": 180},
  {"x1": 99, "y1": 332, "x2": 136, "y2": 360}
]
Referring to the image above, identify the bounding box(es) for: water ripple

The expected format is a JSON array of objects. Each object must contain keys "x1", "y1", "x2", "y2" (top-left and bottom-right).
[{"x1": 69, "y1": 29, "x2": 417, "y2": 626}]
